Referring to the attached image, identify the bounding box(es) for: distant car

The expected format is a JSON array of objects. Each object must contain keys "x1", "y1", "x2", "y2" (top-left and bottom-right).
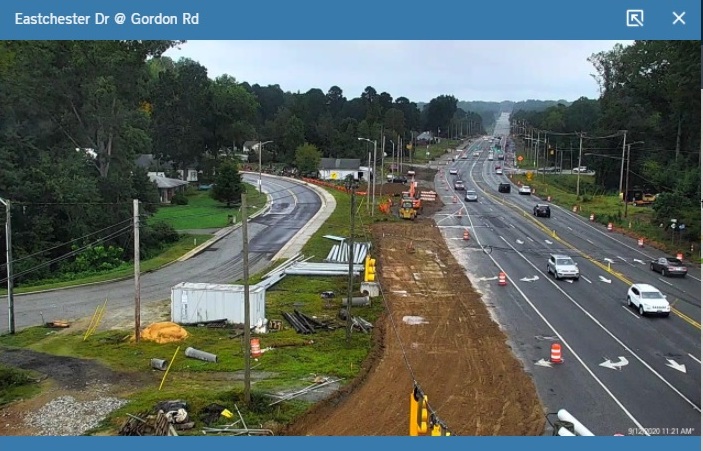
[
  {"x1": 547, "y1": 254, "x2": 579, "y2": 281},
  {"x1": 498, "y1": 182, "x2": 511, "y2": 193},
  {"x1": 465, "y1": 190, "x2": 478, "y2": 202},
  {"x1": 454, "y1": 180, "x2": 465, "y2": 191},
  {"x1": 518, "y1": 185, "x2": 532, "y2": 195},
  {"x1": 572, "y1": 166, "x2": 588, "y2": 173},
  {"x1": 533, "y1": 204, "x2": 551, "y2": 218},
  {"x1": 650, "y1": 257, "x2": 687, "y2": 277},
  {"x1": 449, "y1": 168, "x2": 458, "y2": 175},
  {"x1": 495, "y1": 164, "x2": 501, "y2": 170},
  {"x1": 496, "y1": 168, "x2": 503, "y2": 175},
  {"x1": 460, "y1": 155, "x2": 468, "y2": 160},
  {"x1": 473, "y1": 151, "x2": 480, "y2": 157},
  {"x1": 627, "y1": 283, "x2": 670, "y2": 317}
]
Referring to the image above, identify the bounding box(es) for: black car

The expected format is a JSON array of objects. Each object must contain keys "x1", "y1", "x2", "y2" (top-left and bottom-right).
[
  {"x1": 533, "y1": 204, "x2": 551, "y2": 218},
  {"x1": 498, "y1": 183, "x2": 511, "y2": 193}
]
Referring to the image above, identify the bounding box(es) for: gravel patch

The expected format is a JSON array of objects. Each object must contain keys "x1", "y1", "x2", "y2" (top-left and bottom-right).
[{"x1": 24, "y1": 394, "x2": 129, "y2": 436}]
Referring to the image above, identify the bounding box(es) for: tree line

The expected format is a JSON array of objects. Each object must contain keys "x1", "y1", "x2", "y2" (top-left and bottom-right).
[
  {"x1": 511, "y1": 40, "x2": 700, "y2": 241},
  {"x1": 0, "y1": 40, "x2": 492, "y2": 285}
]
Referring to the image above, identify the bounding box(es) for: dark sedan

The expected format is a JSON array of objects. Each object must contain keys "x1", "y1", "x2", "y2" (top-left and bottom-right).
[{"x1": 650, "y1": 257, "x2": 687, "y2": 277}]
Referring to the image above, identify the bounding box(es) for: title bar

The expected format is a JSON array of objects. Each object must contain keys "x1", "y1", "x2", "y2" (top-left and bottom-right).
[{"x1": 1, "y1": 0, "x2": 700, "y2": 40}]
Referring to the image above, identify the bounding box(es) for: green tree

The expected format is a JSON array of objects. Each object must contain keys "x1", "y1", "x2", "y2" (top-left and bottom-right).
[
  {"x1": 295, "y1": 143, "x2": 322, "y2": 175},
  {"x1": 211, "y1": 160, "x2": 243, "y2": 207}
]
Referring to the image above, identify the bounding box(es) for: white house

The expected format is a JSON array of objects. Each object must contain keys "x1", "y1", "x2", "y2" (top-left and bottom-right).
[{"x1": 319, "y1": 158, "x2": 363, "y2": 181}]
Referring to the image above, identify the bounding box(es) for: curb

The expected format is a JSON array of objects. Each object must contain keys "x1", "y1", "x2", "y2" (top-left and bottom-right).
[{"x1": 11, "y1": 179, "x2": 271, "y2": 297}]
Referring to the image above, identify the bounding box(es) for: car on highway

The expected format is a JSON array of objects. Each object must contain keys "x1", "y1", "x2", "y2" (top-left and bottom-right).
[
  {"x1": 460, "y1": 155, "x2": 468, "y2": 160},
  {"x1": 626, "y1": 283, "x2": 671, "y2": 317},
  {"x1": 650, "y1": 257, "x2": 688, "y2": 277},
  {"x1": 533, "y1": 204, "x2": 551, "y2": 218},
  {"x1": 547, "y1": 254, "x2": 580, "y2": 281},
  {"x1": 496, "y1": 168, "x2": 503, "y2": 175},
  {"x1": 449, "y1": 168, "x2": 458, "y2": 175},
  {"x1": 465, "y1": 190, "x2": 478, "y2": 202},
  {"x1": 518, "y1": 185, "x2": 532, "y2": 195},
  {"x1": 498, "y1": 182, "x2": 511, "y2": 193},
  {"x1": 454, "y1": 180, "x2": 465, "y2": 191},
  {"x1": 473, "y1": 151, "x2": 479, "y2": 157}
]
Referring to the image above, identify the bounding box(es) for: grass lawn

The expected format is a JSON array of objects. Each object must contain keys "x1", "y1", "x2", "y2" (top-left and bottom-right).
[
  {"x1": 0, "y1": 185, "x2": 390, "y2": 434},
  {"x1": 4, "y1": 234, "x2": 213, "y2": 295},
  {"x1": 0, "y1": 364, "x2": 41, "y2": 407},
  {"x1": 150, "y1": 183, "x2": 268, "y2": 231},
  {"x1": 511, "y1": 173, "x2": 696, "y2": 256},
  {"x1": 415, "y1": 139, "x2": 461, "y2": 164}
]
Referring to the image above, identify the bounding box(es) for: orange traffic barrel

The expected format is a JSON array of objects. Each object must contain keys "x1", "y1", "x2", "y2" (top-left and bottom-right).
[
  {"x1": 463, "y1": 230, "x2": 470, "y2": 241},
  {"x1": 550, "y1": 343, "x2": 563, "y2": 363},
  {"x1": 453, "y1": 196, "x2": 457, "y2": 203},
  {"x1": 638, "y1": 237, "x2": 644, "y2": 247},
  {"x1": 676, "y1": 252, "x2": 683, "y2": 261},
  {"x1": 589, "y1": 214, "x2": 594, "y2": 222},
  {"x1": 498, "y1": 272, "x2": 507, "y2": 286},
  {"x1": 607, "y1": 222, "x2": 613, "y2": 232},
  {"x1": 251, "y1": 338, "x2": 262, "y2": 358}
]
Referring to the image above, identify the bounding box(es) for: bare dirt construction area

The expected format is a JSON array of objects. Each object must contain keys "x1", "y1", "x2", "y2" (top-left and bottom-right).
[{"x1": 283, "y1": 219, "x2": 546, "y2": 436}]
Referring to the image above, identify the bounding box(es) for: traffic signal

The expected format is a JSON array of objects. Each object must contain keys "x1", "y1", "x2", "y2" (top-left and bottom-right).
[
  {"x1": 409, "y1": 386, "x2": 429, "y2": 436},
  {"x1": 364, "y1": 256, "x2": 376, "y2": 282}
]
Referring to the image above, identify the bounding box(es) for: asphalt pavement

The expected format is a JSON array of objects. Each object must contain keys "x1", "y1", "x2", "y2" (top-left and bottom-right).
[
  {"x1": 0, "y1": 174, "x2": 322, "y2": 332},
  {"x1": 433, "y1": 130, "x2": 701, "y2": 436}
]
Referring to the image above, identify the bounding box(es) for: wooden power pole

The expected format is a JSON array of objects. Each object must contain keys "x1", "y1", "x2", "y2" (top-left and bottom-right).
[
  {"x1": 346, "y1": 189, "x2": 355, "y2": 346},
  {"x1": 133, "y1": 199, "x2": 141, "y2": 343},
  {"x1": 242, "y1": 193, "x2": 252, "y2": 405}
]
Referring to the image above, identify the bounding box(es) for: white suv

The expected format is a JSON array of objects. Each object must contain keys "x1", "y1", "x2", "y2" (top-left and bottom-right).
[
  {"x1": 626, "y1": 283, "x2": 670, "y2": 317},
  {"x1": 547, "y1": 254, "x2": 580, "y2": 281},
  {"x1": 519, "y1": 185, "x2": 532, "y2": 195}
]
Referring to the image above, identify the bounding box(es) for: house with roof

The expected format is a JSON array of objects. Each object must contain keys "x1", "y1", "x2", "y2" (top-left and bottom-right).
[
  {"x1": 148, "y1": 172, "x2": 190, "y2": 204},
  {"x1": 135, "y1": 154, "x2": 199, "y2": 184},
  {"x1": 416, "y1": 131, "x2": 435, "y2": 145},
  {"x1": 318, "y1": 158, "x2": 363, "y2": 181}
]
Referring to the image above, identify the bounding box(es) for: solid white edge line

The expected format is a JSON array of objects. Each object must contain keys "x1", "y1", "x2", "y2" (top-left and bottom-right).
[
  {"x1": 444, "y1": 145, "x2": 652, "y2": 436},
  {"x1": 581, "y1": 276, "x2": 593, "y2": 284},
  {"x1": 687, "y1": 353, "x2": 702, "y2": 365}
]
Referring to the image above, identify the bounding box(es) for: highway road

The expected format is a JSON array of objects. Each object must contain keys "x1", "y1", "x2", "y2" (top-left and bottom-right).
[
  {"x1": 0, "y1": 174, "x2": 322, "y2": 332},
  {"x1": 434, "y1": 129, "x2": 701, "y2": 435}
]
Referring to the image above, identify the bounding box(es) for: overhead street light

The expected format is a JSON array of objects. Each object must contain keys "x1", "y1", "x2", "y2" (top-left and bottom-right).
[
  {"x1": 257, "y1": 140, "x2": 273, "y2": 193},
  {"x1": 358, "y1": 137, "x2": 378, "y2": 216}
]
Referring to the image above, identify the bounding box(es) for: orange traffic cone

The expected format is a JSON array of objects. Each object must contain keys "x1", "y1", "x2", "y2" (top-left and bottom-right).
[
  {"x1": 589, "y1": 214, "x2": 594, "y2": 222},
  {"x1": 550, "y1": 343, "x2": 563, "y2": 363},
  {"x1": 676, "y1": 252, "x2": 683, "y2": 261},
  {"x1": 607, "y1": 222, "x2": 613, "y2": 232},
  {"x1": 638, "y1": 237, "x2": 644, "y2": 247},
  {"x1": 498, "y1": 272, "x2": 507, "y2": 286}
]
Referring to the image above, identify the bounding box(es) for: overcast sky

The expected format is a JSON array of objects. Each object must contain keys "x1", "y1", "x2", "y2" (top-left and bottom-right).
[{"x1": 164, "y1": 41, "x2": 633, "y2": 104}]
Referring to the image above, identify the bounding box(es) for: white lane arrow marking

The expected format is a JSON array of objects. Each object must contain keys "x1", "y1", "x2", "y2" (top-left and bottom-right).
[
  {"x1": 665, "y1": 359, "x2": 687, "y2": 373},
  {"x1": 600, "y1": 356, "x2": 629, "y2": 370},
  {"x1": 604, "y1": 258, "x2": 615, "y2": 264},
  {"x1": 617, "y1": 256, "x2": 627, "y2": 262},
  {"x1": 535, "y1": 335, "x2": 559, "y2": 341},
  {"x1": 599, "y1": 276, "x2": 612, "y2": 283},
  {"x1": 520, "y1": 276, "x2": 539, "y2": 282},
  {"x1": 535, "y1": 359, "x2": 553, "y2": 368},
  {"x1": 565, "y1": 279, "x2": 573, "y2": 283},
  {"x1": 545, "y1": 240, "x2": 553, "y2": 245},
  {"x1": 633, "y1": 259, "x2": 645, "y2": 265},
  {"x1": 516, "y1": 239, "x2": 524, "y2": 244},
  {"x1": 478, "y1": 276, "x2": 498, "y2": 281}
]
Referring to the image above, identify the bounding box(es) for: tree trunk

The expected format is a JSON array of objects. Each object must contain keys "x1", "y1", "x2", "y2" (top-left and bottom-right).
[{"x1": 675, "y1": 114, "x2": 682, "y2": 161}]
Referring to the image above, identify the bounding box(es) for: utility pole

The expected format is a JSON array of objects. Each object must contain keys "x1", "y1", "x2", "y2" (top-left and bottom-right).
[
  {"x1": 345, "y1": 186, "x2": 355, "y2": 347},
  {"x1": 624, "y1": 144, "x2": 631, "y2": 219},
  {"x1": 618, "y1": 131, "x2": 627, "y2": 201},
  {"x1": 371, "y1": 140, "x2": 377, "y2": 217},
  {"x1": 380, "y1": 136, "x2": 386, "y2": 199},
  {"x1": 576, "y1": 133, "x2": 584, "y2": 198},
  {"x1": 133, "y1": 199, "x2": 141, "y2": 343},
  {"x1": 0, "y1": 197, "x2": 14, "y2": 335},
  {"x1": 257, "y1": 140, "x2": 273, "y2": 194},
  {"x1": 241, "y1": 193, "x2": 252, "y2": 405},
  {"x1": 366, "y1": 152, "x2": 371, "y2": 215}
]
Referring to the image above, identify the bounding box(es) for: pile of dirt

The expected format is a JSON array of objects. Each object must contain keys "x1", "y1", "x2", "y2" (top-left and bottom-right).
[{"x1": 283, "y1": 220, "x2": 545, "y2": 436}]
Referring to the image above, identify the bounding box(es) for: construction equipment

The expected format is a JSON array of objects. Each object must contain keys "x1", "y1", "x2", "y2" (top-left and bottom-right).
[{"x1": 399, "y1": 198, "x2": 417, "y2": 220}]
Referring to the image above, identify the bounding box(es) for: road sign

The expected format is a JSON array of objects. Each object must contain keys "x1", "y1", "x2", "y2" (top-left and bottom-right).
[{"x1": 517, "y1": 156, "x2": 524, "y2": 161}]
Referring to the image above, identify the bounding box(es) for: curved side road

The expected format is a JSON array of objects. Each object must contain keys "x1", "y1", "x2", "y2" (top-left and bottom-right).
[{"x1": 0, "y1": 175, "x2": 332, "y2": 333}]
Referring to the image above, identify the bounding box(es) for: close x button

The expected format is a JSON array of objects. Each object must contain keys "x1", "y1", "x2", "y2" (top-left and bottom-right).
[{"x1": 673, "y1": 11, "x2": 686, "y2": 26}]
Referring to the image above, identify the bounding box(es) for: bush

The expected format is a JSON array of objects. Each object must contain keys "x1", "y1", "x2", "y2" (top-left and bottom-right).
[{"x1": 171, "y1": 192, "x2": 188, "y2": 205}]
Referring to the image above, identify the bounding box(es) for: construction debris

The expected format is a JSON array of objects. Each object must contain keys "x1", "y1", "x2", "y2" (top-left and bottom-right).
[
  {"x1": 44, "y1": 321, "x2": 70, "y2": 328},
  {"x1": 338, "y1": 309, "x2": 374, "y2": 333},
  {"x1": 119, "y1": 401, "x2": 190, "y2": 436},
  {"x1": 180, "y1": 318, "x2": 228, "y2": 328},
  {"x1": 324, "y1": 240, "x2": 372, "y2": 264},
  {"x1": 184, "y1": 346, "x2": 218, "y2": 363},
  {"x1": 282, "y1": 310, "x2": 336, "y2": 334},
  {"x1": 268, "y1": 376, "x2": 343, "y2": 406},
  {"x1": 140, "y1": 322, "x2": 189, "y2": 344},
  {"x1": 340, "y1": 296, "x2": 371, "y2": 307}
]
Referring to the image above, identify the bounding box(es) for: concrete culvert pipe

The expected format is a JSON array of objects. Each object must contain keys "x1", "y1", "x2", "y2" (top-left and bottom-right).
[
  {"x1": 185, "y1": 346, "x2": 218, "y2": 363},
  {"x1": 341, "y1": 296, "x2": 370, "y2": 307},
  {"x1": 150, "y1": 358, "x2": 168, "y2": 371}
]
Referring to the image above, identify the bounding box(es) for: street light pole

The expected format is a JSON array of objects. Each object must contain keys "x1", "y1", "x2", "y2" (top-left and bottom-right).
[
  {"x1": 618, "y1": 131, "x2": 627, "y2": 200},
  {"x1": 371, "y1": 140, "x2": 377, "y2": 216},
  {"x1": 624, "y1": 141, "x2": 644, "y2": 219},
  {"x1": 576, "y1": 132, "x2": 584, "y2": 198},
  {"x1": 0, "y1": 197, "x2": 14, "y2": 334},
  {"x1": 257, "y1": 140, "x2": 273, "y2": 193}
]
